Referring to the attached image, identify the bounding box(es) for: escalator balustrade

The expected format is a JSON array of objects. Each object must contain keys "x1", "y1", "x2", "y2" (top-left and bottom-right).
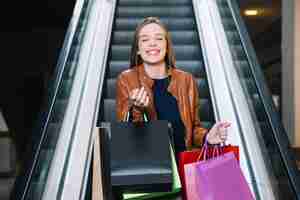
[{"x1": 217, "y1": 0, "x2": 300, "y2": 199}]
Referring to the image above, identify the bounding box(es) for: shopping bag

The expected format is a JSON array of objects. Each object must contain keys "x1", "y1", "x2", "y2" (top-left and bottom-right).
[
  {"x1": 122, "y1": 144, "x2": 181, "y2": 199},
  {"x1": 178, "y1": 144, "x2": 239, "y2": 199},
  {"x1": 222, "y1": 145, "x2": 239, "y2": 160},
  {"x1": 110, "y1": 120, "x2": 173, "y2": 192},
  {"x1": 184, "y1": 151, "x2": 254, "y2": 200}
]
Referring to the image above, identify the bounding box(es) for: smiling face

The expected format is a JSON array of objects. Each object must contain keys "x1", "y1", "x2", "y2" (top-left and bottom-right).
[{"x1": 137, "y1": 23, "x2": 167, "y2": 66}]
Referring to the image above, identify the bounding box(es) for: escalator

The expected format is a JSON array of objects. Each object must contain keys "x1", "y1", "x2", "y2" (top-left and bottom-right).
[
  {"x1": 100, "y1": 0, "x2": 214, "y2": 130},
  {"x1": 12, "y1": 0, "x2": 91, "y2": 199},
  {"x1": 215, "y1": 0, "x2": 300, "y2": 199},
  {"x1": 91, "y1": 0, "x2": 300, "y2": 199},
  {"x1": 11, "y1": 0, "x2": 300, "y2": 199}
]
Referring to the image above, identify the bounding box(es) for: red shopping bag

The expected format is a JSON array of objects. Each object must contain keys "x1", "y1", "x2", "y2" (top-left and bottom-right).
[
  {"x1": 184, "y1": 152, "x2": 254, "y2": 200},
  {"x1": 178, "y1": 144, "x2": 239, "y2": 200}
]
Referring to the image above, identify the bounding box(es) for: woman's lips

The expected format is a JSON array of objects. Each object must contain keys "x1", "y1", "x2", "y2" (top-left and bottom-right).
[{"x1": 146, "y1": 49, "x2": 160, "y2": 56}]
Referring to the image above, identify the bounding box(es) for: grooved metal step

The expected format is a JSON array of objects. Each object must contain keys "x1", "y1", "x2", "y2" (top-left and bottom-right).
[
  {"x1": 44, "y1": 123, "x2": 61, "y2": 149},
  {"x1": 57, "y1": 79, "x2": 73, "y2": 99},
  {"x1": 119, "y1": 0, "x2": 191, "y2": 6},
  {"x1": 115, "y1": 18, "x2": 196, "y2": 30},
  {"x1": 222, "y1": 19, "x2": 236, "y2": 30},
  {"x1": 226, "y1": 31, "x2": 240, "y2": 45},
  {"x1": 51, "y1": 100, "x2": 68, "y2": 123},
  {"x1": 233, "y1": 60, "x2": 251, "y2": 78},
  {"x1": 219, "y1": 6, "x2": 232, "y2": 18},
  {"x1": 117, "y1": 6, "x2": 193, "y2": 18},
  {"x1": 230, "y1": 45, "x2": 245, "y2": 60}
]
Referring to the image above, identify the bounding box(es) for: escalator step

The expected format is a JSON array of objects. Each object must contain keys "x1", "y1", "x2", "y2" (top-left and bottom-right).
[
  {"x1": 195, "y1": 78, "x2": 210, "y2": 98},
  {"x1": 51, "y1": 100, "x2": 68, "y2": 123},
  {"x1": 32, "y1": 149, "x2": 53, "y2": 182},
  {"x1": 226, "y1": 31, "x2": 240, "y2": 45},
  {"x1": 115, "y1": 18, "x2": 196, "y2": 31},
  {"x1": 175, "y1": 61, "x2": 205, "y2": 78},
  {"x1": 230, "y1": 45, "x2": 245, "y2": 60},
  {"x1": 219, "y1": 7, "x2": 232, "y2": 18},
  {"x1": 108, "y1": 61, "x2": 130, "y2": 78},
  {"x1": 26, "y1": 181, "x2": 45, "y2": 200},
  {"x1": 44, "y1": 123, "x2": 61, "y2": 149},
  {"x1": 111, "y1": 45, "x2": 201, "y2": 60},
  {"x1": 217, "y1": 0, "x2": 228, "y2": 7},
  {"x1": 119, "y1": 0, "x2": 191, "y2": 6},
  {"x1": 234, "y1": 60, "x2": 252, "y2": 78},
  {"x1": 112, "y1": 31, "x2": 198, "y2": 45},
  {"x1": 243, "y1": 78, "x2": 257, "y2": 95},
  {"x1": 198, "y1": 99, "x2": 214, "y2": 121},
  {"x1": 117, "y1": 6, "x2": 193, "y2": 18},
  {"x1": 57, "y1": 79, "x2": 73, "y2": 99},
  {"x1": 222, "y1": 19, "x2": 236, "y2": 31},
  {"x1": 103, "y1": 99, "x2": 117, "y2": 122},
  {"x1": 62, "y1": 61, "x2": 78, "y2": 79},
  {"x1": 251, "y1": 94, "x2": 266, "y2": 122}
]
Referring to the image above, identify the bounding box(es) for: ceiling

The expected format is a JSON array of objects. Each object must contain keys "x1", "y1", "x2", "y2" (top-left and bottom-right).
[
  {"x1": 0, "y1": 0, "x2": 281, "y2": 43},
  {"x1": 0, "y1": 0, "x2": 76, "y2": 31},
  {"x1": 237, "y1": 0, "x2": 281, "y2": 38}
]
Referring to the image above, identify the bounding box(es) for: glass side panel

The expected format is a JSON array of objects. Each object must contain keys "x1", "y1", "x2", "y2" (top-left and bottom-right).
[{"x1": 24, "y1": 0, "x2": 91, "y2": 199}]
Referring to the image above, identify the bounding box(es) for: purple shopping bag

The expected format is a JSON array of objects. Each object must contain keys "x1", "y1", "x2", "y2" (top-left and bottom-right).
[{"x1": 184, "y1": 152, "x2": 254, "y2": 200}]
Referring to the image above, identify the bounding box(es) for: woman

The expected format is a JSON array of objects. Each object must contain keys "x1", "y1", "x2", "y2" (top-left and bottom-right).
[{"x1": 116, "y1": 17, "x2": 230, "y2": 154}]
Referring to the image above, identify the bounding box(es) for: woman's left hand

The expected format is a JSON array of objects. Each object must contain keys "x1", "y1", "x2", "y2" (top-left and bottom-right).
[{"x1": 206, "y1": 121, "x2": 231, "y2": 145}]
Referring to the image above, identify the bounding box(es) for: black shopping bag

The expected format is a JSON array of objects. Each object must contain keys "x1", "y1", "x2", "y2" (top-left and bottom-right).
[
  {"x1": 102, "y1": 120, "x2": 173, "y2": 193},
  {"x1": 98, "y1": 124, "x2": 114, "y2": 200}
]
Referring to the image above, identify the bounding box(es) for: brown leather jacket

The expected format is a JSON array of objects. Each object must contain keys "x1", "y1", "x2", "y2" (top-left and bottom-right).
[{"x1": 116, "y1": 64, "x2": 207, "y2": 148}]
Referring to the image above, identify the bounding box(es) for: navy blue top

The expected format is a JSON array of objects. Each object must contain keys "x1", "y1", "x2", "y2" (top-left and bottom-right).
[{"x1": 153, "y1": 77, "x2": 186, "y2": 153}]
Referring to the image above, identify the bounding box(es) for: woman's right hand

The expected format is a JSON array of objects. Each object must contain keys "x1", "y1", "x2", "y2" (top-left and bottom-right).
[
  {"x1": 129, "y1": 87, "x2": 150, "y2": 109},
  {"x1": 206, "y1": 121, "x2": 231, "y2": 145}
]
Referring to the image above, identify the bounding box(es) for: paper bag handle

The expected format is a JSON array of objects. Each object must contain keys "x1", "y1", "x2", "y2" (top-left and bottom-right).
[
  {"x1": 123, "y1": 105, "x2": 149, "y2": 122},
  {"x1": 196, "y1": 138, "x2": 225, "y2": 161}
]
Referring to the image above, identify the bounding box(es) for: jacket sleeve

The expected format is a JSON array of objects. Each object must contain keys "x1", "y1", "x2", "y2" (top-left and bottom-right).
[
  {"x1": 116, "y1": 74, "x2": 143, "y2": 122},
  {"x1": 188, "y1": 75, "x2": 208, "y2": 147}
]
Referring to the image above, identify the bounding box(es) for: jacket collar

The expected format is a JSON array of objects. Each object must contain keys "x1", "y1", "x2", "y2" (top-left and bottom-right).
[{"x1": 136, "y1": 64, "x2": 176, "y2": 91}]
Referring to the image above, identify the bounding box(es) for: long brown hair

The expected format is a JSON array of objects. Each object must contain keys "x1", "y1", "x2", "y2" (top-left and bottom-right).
[{"x1": 130, "y1": 17, "x2": 176, "y2": 68}]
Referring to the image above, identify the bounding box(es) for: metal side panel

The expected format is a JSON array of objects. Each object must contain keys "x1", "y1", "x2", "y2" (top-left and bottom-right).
[
  {"x1": 193, "y1": 0, "x2": 277, "y2": 199},
  {"x1": 42, "y1": 0, "x2": 116, "y2": 199}
]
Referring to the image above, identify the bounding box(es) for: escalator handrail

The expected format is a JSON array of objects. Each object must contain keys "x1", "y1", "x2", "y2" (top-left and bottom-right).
[
  {"x1": 226, "y1": 0, "x2": 300, "y2": 197},
  {"x1": 44, "y1": 0, "x2": 117, "y2": 198},
  {"x1": 18, "y1": 0, "x2": 89, "y2": 199}
]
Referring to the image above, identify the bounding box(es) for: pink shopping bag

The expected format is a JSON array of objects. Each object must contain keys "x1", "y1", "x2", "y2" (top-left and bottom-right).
[
  {"x1": 184, "y1": 151, "x2": 254, "y2": 200},
  {"x1": 178, "y1": 144, "x2": 239, "y2": 200}
]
